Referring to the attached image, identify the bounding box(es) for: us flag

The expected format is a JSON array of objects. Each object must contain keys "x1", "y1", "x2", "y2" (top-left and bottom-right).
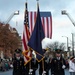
[
  {"x1": 23, "y1": 2, "x2": 52, "y2": 64},
  {"x1": 28, "y1": 11, "x2": 52, "y2": 39},
  {"x1": 22, "y1": 2, "x2": 32, "y2": 65}
]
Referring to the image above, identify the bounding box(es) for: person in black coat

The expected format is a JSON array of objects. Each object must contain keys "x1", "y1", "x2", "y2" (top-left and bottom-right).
[
  {"x1": 13, "y1": 49, "x2": 26, "y2": 75},
  {"x1": 51, "y1": 49, "x2": 66, "y2": 75},
  {"x1": 39, "y1": 57, "x2": 49, "y2": 75},
  {"x1": 25, "y1": 53, "x2": 38, "y2": 75}
]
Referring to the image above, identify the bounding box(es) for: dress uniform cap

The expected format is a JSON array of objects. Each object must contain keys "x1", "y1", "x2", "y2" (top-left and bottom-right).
[
  {"x1": 55, "y1": 49, "x2": 62, "y2": 54},
  {"x1": 15, "y1": 48, "x2": 22, "y2": 53}
]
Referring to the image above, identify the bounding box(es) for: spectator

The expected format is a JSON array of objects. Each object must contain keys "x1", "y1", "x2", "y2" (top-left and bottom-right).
[
  {"x1": 4, "y1": 60, "x2": 9, "y2": 71},
  {"x1": 69, "y1": 56, "x2": 75, "y2": 75}
]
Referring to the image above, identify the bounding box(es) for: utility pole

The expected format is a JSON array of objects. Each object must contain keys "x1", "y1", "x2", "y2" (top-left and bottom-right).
[
  {"x1": 72, "y1": 33, "x2": 74, "y2": 56},
  {"x1": 62, "y1": 36, "x2": 69, "y2": 51}
]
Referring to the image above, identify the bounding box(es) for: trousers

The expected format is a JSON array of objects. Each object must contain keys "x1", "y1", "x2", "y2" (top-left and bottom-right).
[{"x1": 70, "y1": 72, "x2": 75, "y2": 75}]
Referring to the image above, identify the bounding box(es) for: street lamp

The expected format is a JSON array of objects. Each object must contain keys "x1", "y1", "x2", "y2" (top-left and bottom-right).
[
  {"x1": 5, "y1": 10, "x2": 19, "y2": 24},
  {"x1": 62, "y1": 36, "x2": 69, "y2": 51},
  {"x1": 61, "y1": 10, "x2": 75, "y2": 27},
  {"x1": 71, "y1": 33, "x2": 74, "y2": 56},
  {"x1": 62, "y1": 36, "x2": 70, "y2": 57},
  {"x1": 61, "y1": 10, "x2": 75, "y2": 56}
]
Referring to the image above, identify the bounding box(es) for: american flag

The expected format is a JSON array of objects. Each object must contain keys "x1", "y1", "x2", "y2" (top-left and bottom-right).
[
  {"x1": 22, "y1": 3, "x2": 52, "y2": 64},
  {"x1": 22, "y1": 2, "x2": 32, "y2": 65},
  {"x1": 28, "y1": 11, "x2": 52, "y2": 39}
]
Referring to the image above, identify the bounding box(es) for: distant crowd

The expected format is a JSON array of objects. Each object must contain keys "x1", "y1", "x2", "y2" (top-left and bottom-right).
[{"x1": 0, "y1": 57, "x2": 13, "y2": 72}]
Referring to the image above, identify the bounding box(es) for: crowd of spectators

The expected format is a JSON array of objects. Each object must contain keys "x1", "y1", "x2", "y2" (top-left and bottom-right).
[{"x1": 0, "y1": 57, "x2": 13, "y2": 72}]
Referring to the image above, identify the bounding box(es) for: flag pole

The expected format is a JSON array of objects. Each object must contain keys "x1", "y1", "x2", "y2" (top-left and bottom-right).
[
  {"x1": 36, "y1": 0, "x2": 45, "y2": 73},
  {"x1": 25, "y1": 1, "x2": 32, "y2": 73},
  {"x1": 29, "y1": 49, "x2": 32, "y2": 74},
  {"x1": 36, "y1": 0, "x2": 39, "y2": 8},
  {"x1": 24, "y1": 1, "x2": 32, "y2": 74},
  {"x1": 42, "y1": 58, "x2": 44, "y2": 72}
]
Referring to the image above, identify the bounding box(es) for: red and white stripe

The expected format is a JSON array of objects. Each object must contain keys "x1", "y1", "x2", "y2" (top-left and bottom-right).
[
  {"x1": 22, "y1": 4, "x2": 32, "y2": 64},
  {"x1": 28, "y1": 11, "x2": 52, "y2": 39},
  {"x1": 22, "y1": 10, "x2": 52, "y2": 64},
  {"x1": 22, "y1": 24, "x2": 32, "y2": 64}
]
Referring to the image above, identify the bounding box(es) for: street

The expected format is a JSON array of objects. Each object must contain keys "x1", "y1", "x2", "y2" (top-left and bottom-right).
[{"x1": 0, "y1": 69, "x2": 70, "y2": 75}]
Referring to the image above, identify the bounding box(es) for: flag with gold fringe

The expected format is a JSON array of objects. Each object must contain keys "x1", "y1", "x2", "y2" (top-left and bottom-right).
[
  {"x1": 28, "y1": 5, "x2": 45, "y2": 62},
  {"x1": 22, "y1": 2, "x2": 32, "y2": 65}
]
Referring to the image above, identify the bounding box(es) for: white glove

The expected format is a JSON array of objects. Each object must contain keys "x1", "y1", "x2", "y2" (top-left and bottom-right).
[
  {"x1": 29, "y1": 69, "x2": 33, "y2": 72},
  {"x1": 42, "y1": 71, "x2": 46, "y2": 75},
  {"x1": 62, "y1": 65, "x2": 66, "y2": 69},
  {"x1": 43, "y1": 71, "x2": 46, "y2": 73},
  {"x1": 29, "y1": 72, "x2": 32, "y2": 75},
  {"x1": 10, "y1": 64, "x2": 13, "y2": 68}
]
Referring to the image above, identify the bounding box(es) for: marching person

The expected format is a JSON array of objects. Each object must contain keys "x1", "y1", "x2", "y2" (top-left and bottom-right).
[
  {"x1": 28, "y1": 53, "x2": 38, "y2": 75},
  {"x1": 39, "y1": 57, "x2": 49, "y2": 75},
  {"x1": 51, "y1": 49, "x2": 66, "y2": 75},
  {"x1": 38, "y1": 49, "x2": 50, "y2": 75},
  {"x1": 30, "y1": 54, "x2": 38, "y2": 75},
  {"x1": 13, "y1": 48, "x2": 26, "y2": 75},
  {"x1": 69, "y1": 56, "x2": 75, "y2": 75}
]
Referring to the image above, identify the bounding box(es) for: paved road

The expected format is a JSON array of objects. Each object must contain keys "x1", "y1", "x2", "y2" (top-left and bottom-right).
[{"x1": 0, "y1": 69, "x2": 70, "y2": 75}]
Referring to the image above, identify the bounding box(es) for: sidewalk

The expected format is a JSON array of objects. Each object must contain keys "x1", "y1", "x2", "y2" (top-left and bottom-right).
[{"x1": 0, "y1": 69, "x2": 70, "y2": 75}]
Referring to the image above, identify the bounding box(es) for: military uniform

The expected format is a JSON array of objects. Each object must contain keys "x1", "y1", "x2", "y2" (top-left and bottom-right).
[
  {"x1": 26, "y1": 57, "x2": 38, "y2": 75},
  {"x1": 39, "y1": 57, "x2": 49, "y2": 75},
  {"x1": 30, "y1": 58, "x2": 38, "y2": 75},
  {"x1": 51, "y1": 49, "x2": 66, "y2": 75},
  {"x1": 13, "y1": 49, "x2": 26, "y2": 75}
]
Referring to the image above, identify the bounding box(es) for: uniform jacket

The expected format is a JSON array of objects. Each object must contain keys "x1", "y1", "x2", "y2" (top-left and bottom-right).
[
  {"x1": 51, "y1": 57, "x2": 66, "y2": 75},
  {"x1": 26, "y1": 58, "x2": 38, "y2": 71},
  {"x1": 13, "y1": 57, "x2": 25, "y2": 75},
  {"x1": 39, "y1": 58, "x2": 49, "y2": 75},
  {"x1": 25, "y1": 58, "x2": 38, "y2": 75}
]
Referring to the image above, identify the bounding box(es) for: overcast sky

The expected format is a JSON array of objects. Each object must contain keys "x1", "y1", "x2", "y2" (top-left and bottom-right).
[{"x1": 0, "y1": 0, "x2": 75, "y2": 48}]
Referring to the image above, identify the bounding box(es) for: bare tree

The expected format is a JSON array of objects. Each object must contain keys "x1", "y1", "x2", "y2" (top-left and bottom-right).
[
  {"x1": 42, "y1": 41, "x2": 66, "y2": 58},
  {"x1": 46, "y1": 41, "x2": 66, "y2": 51}
]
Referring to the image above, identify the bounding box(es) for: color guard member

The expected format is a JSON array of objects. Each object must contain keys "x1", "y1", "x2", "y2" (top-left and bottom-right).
[
  {"x1": 51, "y1": 49, "x2": 66, "y2": 75},
  {"x1": 13, "y1": 49, "x2": 26, "y2": 75}
]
